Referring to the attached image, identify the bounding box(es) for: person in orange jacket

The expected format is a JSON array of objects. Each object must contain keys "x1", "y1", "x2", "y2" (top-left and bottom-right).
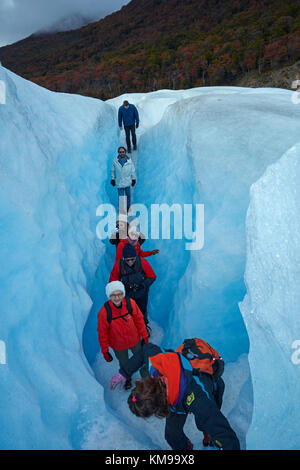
[
  {"x1": 97, "y1": 280, "x2": 149, "y2": 389},
  {"x1": 109, "y1": 244, "x2": 156, "y2": 329},
  {"x1": 110, "y1": 342, "x2": 240, "y2": 450},
  {"x1": 115, "y1": 226, "x2": 159, "y2": 263}
]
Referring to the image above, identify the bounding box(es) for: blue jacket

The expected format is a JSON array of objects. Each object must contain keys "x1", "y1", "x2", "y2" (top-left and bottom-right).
[{"x1": 118, "y1": 104, "x2": 139, "y2": 127}]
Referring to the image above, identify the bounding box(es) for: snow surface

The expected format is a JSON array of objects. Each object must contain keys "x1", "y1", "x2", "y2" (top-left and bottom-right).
[{"x1": 1, "y1": 63, "x2": 300, "y2": 450}]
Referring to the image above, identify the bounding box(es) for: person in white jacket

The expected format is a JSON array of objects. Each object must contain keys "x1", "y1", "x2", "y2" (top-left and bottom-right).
[{"x1": 111, "y1": 146, "x2": 136, "y2": 212}]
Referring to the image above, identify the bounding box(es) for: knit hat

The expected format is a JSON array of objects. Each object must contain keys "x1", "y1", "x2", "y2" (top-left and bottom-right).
[
  {"x1": 117, "y1": 213, "x2": 128, "y2": 223},
  {"x1": 123, "y1": 243, "x2": 137, "y2": 259},
  {"x1": 128, "y1": 226, "x2": 140, "y2": 241},
  {"x1": 105, "y1": 281, "x2": 125, "y2": 299}
]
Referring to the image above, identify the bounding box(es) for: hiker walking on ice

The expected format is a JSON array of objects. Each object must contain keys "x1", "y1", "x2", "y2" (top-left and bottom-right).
[
  {"x1": 110, "y1": 146, "x2": 136, "y2": 213},
  {"x1": 109, "y1": 244, "x2": 156, "y2": 330},
  {"x1": 97, "y1": 281, "x2": 149, "y2": 389},
  {"x1": 118, "y1": 100, "x2": 139, "y2": 153},
  {"x1": 109, "y1": 339, "x2": 240, "y2": 450}
]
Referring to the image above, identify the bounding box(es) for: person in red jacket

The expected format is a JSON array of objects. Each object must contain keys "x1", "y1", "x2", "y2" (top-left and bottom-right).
[
  {"x1": 109, "y1": 244, "x2": 156, "y2": 329},
  {"x1": 97, "y1": 280, "x2": 149, "y2": 389},
  {"x1": 115, "y1": 226, "x2": 159, "y2": 263}
]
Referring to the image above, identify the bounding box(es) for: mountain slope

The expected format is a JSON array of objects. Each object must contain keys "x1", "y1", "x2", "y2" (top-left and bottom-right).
[{"x1": 0, "y1": 0, "x2": 299, "y2": 99}]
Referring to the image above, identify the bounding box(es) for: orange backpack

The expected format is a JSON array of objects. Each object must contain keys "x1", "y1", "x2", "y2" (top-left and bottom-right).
[{"x1": 176, "y1": 338, "x2": 224, "y2": 380}]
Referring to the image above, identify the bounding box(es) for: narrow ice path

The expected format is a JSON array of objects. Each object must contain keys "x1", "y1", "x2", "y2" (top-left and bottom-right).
[{"x1": 84, "y1": 91, "x2": 251, "y2": 449}]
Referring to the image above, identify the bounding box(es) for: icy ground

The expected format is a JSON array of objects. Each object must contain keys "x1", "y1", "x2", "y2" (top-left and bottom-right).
[{"x1": 1, "y1": 64, "x2": 300, "y2": 450}]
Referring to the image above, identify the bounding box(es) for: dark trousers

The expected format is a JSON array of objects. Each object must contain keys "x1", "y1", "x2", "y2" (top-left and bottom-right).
[
  {"x1": 165, "y1": 377, "x2": 225, "y2": 450},
  {"x1": 124, "y1": 124, "x2": 137, "y2": 150},
  {"x1": 133, "y1": 292, "x2": 149, "y2": 324},
  {"x1": 165, "y1": 412, "x2": 189, "y2": 450},
  {"x1": 113, "y1": 340, "x2": 148, "y2": 378}
]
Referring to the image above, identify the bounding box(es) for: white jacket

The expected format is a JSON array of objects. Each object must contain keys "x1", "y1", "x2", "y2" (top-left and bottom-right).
[{"x1": 111, "y1": 156, "x2": 136, "y2": 188}]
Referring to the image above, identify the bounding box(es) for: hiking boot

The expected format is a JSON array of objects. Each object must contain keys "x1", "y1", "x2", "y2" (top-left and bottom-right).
[
  {"x1": 127, "y1": 148, "x2": 132, "y2": 154},
  {"x1": 124, "y1": 378, "x2": 132, "y2": 390},
  {"x1": 133, "y1": 145, "x2": 137, "y2": 151},
  {"x1": 203, "y1": 432, "x2": 213, "y2": 447}
]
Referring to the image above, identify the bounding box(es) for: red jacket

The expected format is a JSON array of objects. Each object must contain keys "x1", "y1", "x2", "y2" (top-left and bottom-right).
[
  {"x1": 115, "y1": 238, "x2": 152, "y2": 263},
  {"x1": 97, "y1": 297, "x2": 148, "y2": 353},
  {"x1": 109, "y1": 256, "x2": 156, "y2": 283}
]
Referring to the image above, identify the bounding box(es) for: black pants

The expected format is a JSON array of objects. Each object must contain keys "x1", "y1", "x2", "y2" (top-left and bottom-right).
[
  {"x1": 132, "y1": 292, "x2": 149, "y2": 324},
  {"x1": 165, "y1": 412, "x2": 190, "y2": 450},
  {"x1": 113, "y1": 340, "x2": 148, "y2": 378},
  {"x1": 165, "y1": 377, "x2": 225, "y2": 450},
  {"x1": 124, "y1": 124, "x2": 137, "y2": 150}
]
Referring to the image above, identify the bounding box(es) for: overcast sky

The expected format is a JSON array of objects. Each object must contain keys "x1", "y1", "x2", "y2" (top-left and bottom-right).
[{"x1": 0, "y1": 0, "x2": 130, "y2": 47}]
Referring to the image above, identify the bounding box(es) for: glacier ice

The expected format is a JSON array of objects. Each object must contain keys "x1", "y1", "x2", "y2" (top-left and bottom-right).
[
  {"x1": 1, "y1": 62, "x2": 300, "y2": 450},
  {"x1": 239, "y1": 143, "x2": 300, "y2": 450}
]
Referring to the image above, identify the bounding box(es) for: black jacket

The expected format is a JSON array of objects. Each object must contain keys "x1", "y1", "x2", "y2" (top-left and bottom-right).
[{"x1": 119, "y1": 259, "x2": 155, "y2": 300}]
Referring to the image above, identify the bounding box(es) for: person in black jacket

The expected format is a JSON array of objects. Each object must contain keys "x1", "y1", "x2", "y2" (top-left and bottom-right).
[{"x1": 109, "y1": 341, "x2": 240, "y2": 451}]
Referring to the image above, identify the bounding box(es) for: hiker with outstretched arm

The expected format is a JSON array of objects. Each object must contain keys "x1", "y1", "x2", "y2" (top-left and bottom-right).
[
  {"x1": 109, "y1": 339, "x2": 240, "y2": 451},
  {"x1": 109, "y1": 244, "x2": 156, "y2": 331},
  {"x1": 97, "y1": 281, "x2": 149, "y2": 390},
  {"x1": 115, "y1": 225, "x2": 159, "y2": 262},
  {"x1": 118, "y1": 100, "x2": 139, "y2": 153}
]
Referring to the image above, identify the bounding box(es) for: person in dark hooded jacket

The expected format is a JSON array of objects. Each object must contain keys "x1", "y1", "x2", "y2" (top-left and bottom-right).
[
  {"x1": 109, "y1": 244, "x2": 156, "y2": 327},
  {"x1": 109, "y1": 341, "x2": 240, "y2": 451}
]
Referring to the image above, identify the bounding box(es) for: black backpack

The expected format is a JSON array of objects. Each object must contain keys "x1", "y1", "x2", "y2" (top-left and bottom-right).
[
  {"x1": 104, "y1": 296, "x2": 133, "y2": 324},
  {"x1": 119, "y1": 256, "x2": 145, "y2": 277}
]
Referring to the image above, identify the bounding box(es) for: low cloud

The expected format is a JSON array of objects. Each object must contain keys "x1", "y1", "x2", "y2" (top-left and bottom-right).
[{"x1": 0, "y1": 0, "x2": 129, "y2": 46}]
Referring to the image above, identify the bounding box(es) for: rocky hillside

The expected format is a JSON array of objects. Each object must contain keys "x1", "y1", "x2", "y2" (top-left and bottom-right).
[{"x1": 0, "y1": 0, "x2": 299, "y2": 99}]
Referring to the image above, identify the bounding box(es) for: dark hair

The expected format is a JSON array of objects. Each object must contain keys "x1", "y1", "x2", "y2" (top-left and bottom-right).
[
  {"x1": 128, "y1": 376, "x2": 170, "y2": 419},
  {"x1": 118, "y1": 146, "x2": 126, "y2": 153},
  {"x1": 123, "y1": 100, "x2": 129, "y2": 106}
]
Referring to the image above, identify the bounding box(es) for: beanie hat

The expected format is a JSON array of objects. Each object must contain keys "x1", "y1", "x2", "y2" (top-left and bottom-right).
[
  {"x1": 123, "y1": 243, "x2": 137, "y2": 259},
  {"x1": 117, "y1": 213, "x2": 128, "y2": 223},
  {"x1": 128, "y1": 226, "x2": 140, "y2": 241},
  {"x1": 105, "y1": 281, "x2": 125, "y2": 299}
]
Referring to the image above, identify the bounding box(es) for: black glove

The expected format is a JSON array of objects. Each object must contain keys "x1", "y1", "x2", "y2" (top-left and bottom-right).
[
  {"x1": 131, "y1": 179, "x2": 136, "y2": 187},
  {"x1": 136, "y1": 123, "x2": 139, "y2": 129},
  {"x1": 103, "y1": 351, "x2": 113, "y2": 362},
  {"x1": 110, "y1": 179, "x2": 116, "y2": 186}
]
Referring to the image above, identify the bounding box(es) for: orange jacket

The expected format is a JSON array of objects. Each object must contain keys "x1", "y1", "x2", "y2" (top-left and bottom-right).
[
  {"x1": 150, "y1": 352, "x2": 182, "y2": 405},
  {"x1": 97, "y1": 297, "x2": 148, "y2": 353}
]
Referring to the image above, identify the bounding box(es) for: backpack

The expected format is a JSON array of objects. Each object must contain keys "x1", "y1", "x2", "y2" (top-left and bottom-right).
[
  {"x1": 104, "y1": 296, "x2": 133, "y2": 324},
  {"x1": 176, "y1": 338, "x2": 224, "y2": 380}
]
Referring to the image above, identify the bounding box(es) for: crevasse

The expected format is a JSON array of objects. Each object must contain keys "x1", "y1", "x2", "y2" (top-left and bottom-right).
[{"x1": 1, "y1": 64, "x2": 300, "y2": 450}]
